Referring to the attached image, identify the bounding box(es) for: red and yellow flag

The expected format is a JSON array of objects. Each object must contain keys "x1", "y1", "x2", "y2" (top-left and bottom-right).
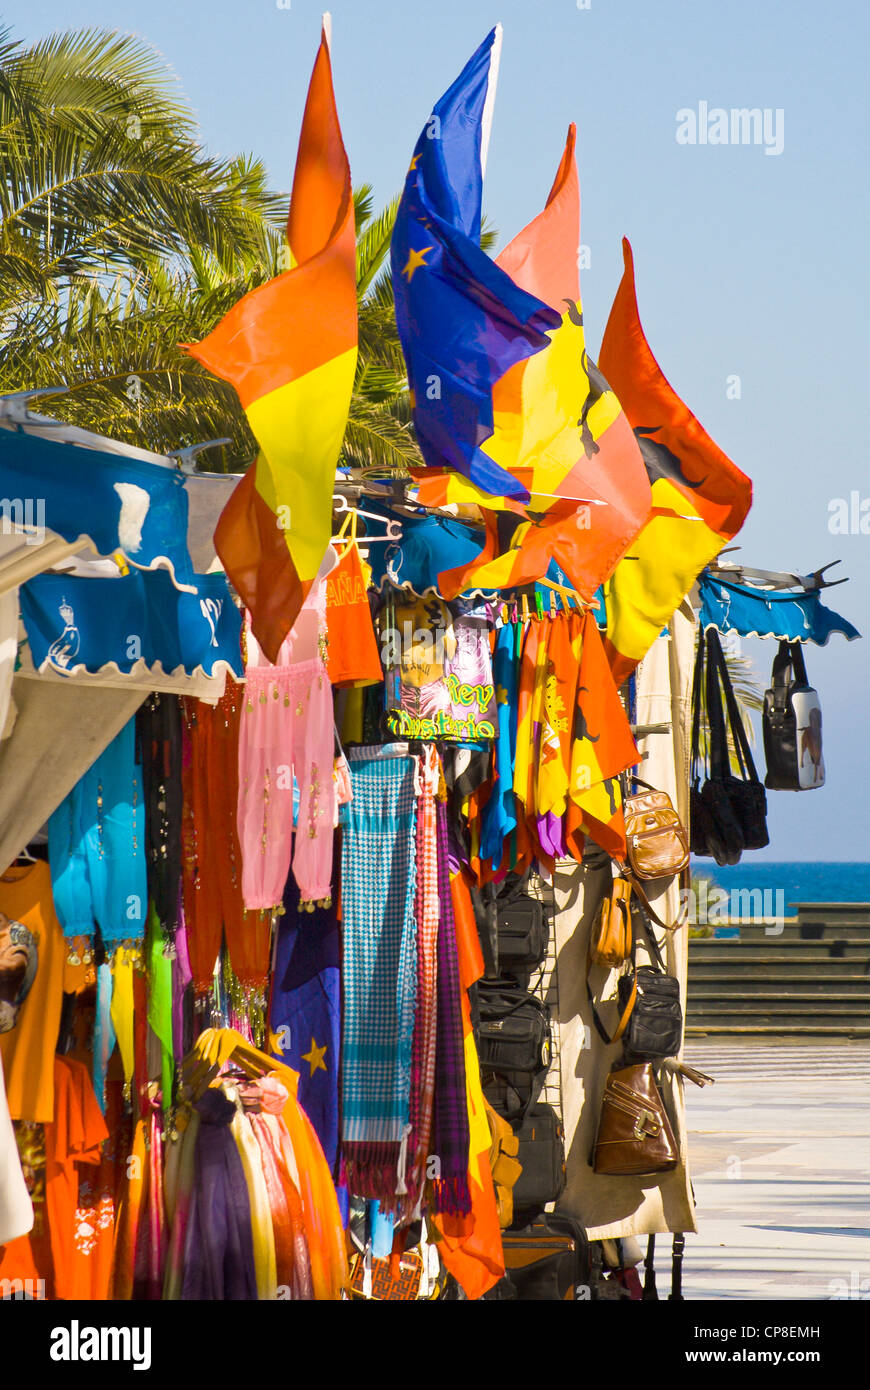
[
  {"x1": 418, "y1": 126, "x2": 650, "y2": 600},
  {"x1": 599, "y1": 239, "x2": 752, "y2": 685},
  {"x1": 184, "y1": 24, "x2": 357, "y2": 661}
]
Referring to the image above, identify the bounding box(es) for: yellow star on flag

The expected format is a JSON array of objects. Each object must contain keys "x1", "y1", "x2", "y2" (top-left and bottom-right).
[
  {"x1": 408, "y1": 153, "x2": 421, "y2": 172},
  {"x1": 301, "y1": 1037, "x2": 328, "y2": 1076},
  {"x1": 402, "y1": 246, "x2": 433, "y2": 282},
  {"x1": 267, "y1": 1029, "x2": 285, "y2": 1056}
]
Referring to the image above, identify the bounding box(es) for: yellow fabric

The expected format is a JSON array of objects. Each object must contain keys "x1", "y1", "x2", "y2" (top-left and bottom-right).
[
  {"x1": 110, "y1": 1118, "x2": 146, "y2": 1300},
  {"x1": 464, "y1": 1013, "x2": 494, "y2": 1192},
  {"x1": 245, "y1": 347, "x2": 357, "y2": 583},
  {"x1": 110, "y1": 948, "x2": 137, "y2": 1090},
  {"x1": 603, "y1": 478, "x2": 719, "y2": 674},
  {"x1": 230, "y1": 1101, "x2": 278, "y2": 1301}
]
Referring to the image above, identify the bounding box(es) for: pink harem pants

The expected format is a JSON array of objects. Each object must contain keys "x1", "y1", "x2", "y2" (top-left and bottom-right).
[{"x1": 238, "y1": 657, "x2": 335, "y2": 910}]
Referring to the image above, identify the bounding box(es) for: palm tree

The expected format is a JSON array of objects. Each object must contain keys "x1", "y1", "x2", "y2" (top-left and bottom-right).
[{"x1": 0, "y1": 25, "x2": 422, "y2": 474}]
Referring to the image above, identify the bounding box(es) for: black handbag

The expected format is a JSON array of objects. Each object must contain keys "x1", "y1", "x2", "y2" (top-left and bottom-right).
[
  {"x1": 618, "y1": 965, "x2": 683, "y2": 1061},
  {"x1": 587, "y1": 897, "x2": 683, "y2": 1059},
  {"x1": 494, "y1": 881, "x2": 549, "y2": 980},
  {"x1": 620, "y1": 900, "x2": 682, "y2": 1060},
  {"x1": 763, "y1": 640, "x2": 825, "y2": 791},
  {"x1": 511, "y1": 1104, "x2": 566, "y2": 1215},
  {"x1": 477, "y1": 985, "x2": 552, "y2": 1079},
  {"x1": 691, "y1": 628, "x2": 768, "y2": 865}
]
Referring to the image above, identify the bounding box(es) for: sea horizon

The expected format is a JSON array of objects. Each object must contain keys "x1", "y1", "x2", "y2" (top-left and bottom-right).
[{"x1": 692, "y1": 859, "x2": 870, "y2": 911}]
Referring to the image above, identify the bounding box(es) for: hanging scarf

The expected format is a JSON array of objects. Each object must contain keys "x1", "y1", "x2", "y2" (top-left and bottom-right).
[
  {"x1": 92, "y1": 962, "x2": 116, "y2": 1114},
  {"x1": 247, "y1": 1104, "x2": 313, "y2": 1300},
  {"x1": 228, "y1": 1094, "x2": 278, "y2": 1301},
  {"x1": 132, "y1": 1089, "x2": 167, "y2": 1300},
  {"x1": 146, "y1": 907, "x2": 175, "y2": 1112},
  {"x1": 136, "y1": 693, "x2": 183, "y2": 938},
  {"x1": 180, "y1": 1087, "x2": 257, "y2": 1301},
  {"x1": 430, "y1": 802, "x2": 471, "y2": 1216},
  {"x1": 340, "y1": 745, "x2": 418, "y2": 1204},
  {"x1": 162, "y1": 1106, "x2": 200, "y2": 1300},
  {"x1": 180, "y1": 689, "x2": 272, "y2": 992},
  {"x1": 405, "y1": 748, "x2": 441, "y2": 1212},
  {"x1": 480, "y1": 618, "x2": 521, "y2": 869},
  {"x1": 110, "y1": 1117, "x2": 146, "y2": 1299}
]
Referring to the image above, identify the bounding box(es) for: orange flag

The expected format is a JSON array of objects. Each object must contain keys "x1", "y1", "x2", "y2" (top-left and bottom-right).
[
  {"x1": 599, "y1": 239, "x2": 752, "y2": 684},
  {"x1": 184, "y1": 22, "x2": 357, "y2": 661}
]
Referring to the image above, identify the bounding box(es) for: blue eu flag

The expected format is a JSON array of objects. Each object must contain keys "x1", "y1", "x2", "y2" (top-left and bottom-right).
[{"x1": 391, "y1": 26, "x2": 560, "y2": 503}]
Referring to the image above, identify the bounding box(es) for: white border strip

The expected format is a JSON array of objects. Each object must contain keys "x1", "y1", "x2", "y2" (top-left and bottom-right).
[{"x1": 479, "y1": 23, "x2": 502, "y2": 181}]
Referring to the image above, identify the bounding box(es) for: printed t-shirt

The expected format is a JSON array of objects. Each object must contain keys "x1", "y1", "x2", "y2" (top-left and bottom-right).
[
  {"x1": 0, "y1": 1055, "x2": 112, "y2": 1299},
  {"x1": 385, "y1": 597, "x2": 498, "y2": 743},
  {"x1": 325, "y1": 544, "x2": 382, "y2": 688},
  {"x1": 45, "y1": 1055, "x2": 112, "y2": 1300},
  {"x1": 0, "y1": 860, "x2": 65, "y2": 1123}
]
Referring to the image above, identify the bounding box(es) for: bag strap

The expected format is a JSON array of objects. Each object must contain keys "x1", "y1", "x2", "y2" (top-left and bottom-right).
[
  {"x1": 709, "y1": 631, "x2": 760, "y2": 784},
  {"x1": 625, "y1": 776, "x2": 663, "y2": 797},
  {"x1": 586, "y1": 968, "x2": 637, "y2": 1047},
  {"x1": 769, "y1": 639, "x2": 794, "y2": 710},
  {"x1": 586, "y1": 891, "x2": 668, "y2": 1045},
  {"x1": 704, "y1": 629, "x2": 731, "y2": 781},
  {"x1": 789, "y1": 640, "x2": 809, "y2": 687},
  {"x1": 487, "y1": 1076, "x2": 535, "y2": 1125},
  {"x1": 690, "y1": 629, "x2": 706, "y2": 786},
  {"x1": 629, "y1": 895, "x2": 668, "y2": 972},
  {"x1": 621, "y1": 868, "x2": 686, "y2": 936},
  {"x1": 479, "y1": 989, "x2": 547, "y2": 1024}
]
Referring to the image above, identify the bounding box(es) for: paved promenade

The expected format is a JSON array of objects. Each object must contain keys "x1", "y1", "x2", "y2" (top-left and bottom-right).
[{"x1": 681, "y1": 1039, "x2": 870, "y2": 1300}]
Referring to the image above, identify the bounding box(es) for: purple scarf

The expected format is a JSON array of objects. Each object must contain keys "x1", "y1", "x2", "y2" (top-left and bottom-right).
[
  {"x1": 181, "y1": 1088, "x2": 258, "y2": 1300},
  {"x1": 430, "y1": 801, "x2": 471, "y2": 1215}
]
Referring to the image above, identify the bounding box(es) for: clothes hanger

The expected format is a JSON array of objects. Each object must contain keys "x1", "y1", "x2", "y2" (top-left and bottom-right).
[
  {"x1": 535, "y1": 576, "x2": 591, "y2": 610},
  {"x1": 332, "y1": 493, "x2": 403, "y2": 544},
  {"x1": 182, "y1": 1026, "x2": 300, "y2": 1104}
]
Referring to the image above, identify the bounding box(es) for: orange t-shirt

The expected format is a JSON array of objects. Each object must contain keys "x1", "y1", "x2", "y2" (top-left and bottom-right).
[
  {"x1": 0, "y1": 1055, "x2": 112, "y2": 1300},
  {"x1": 0, "y1": 860, "x2": 65, "y2": 1123},
  {"x1": 325, "y1": 544, "x2": 383, "y2": 688},
  {"x1": 46, "y1": 1055, "x2": 112, "y2": 1301}
]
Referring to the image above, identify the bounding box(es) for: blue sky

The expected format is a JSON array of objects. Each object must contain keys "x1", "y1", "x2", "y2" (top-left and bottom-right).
[{"x1": 6, "y1": 0, "x2": 868, "y2": 860}]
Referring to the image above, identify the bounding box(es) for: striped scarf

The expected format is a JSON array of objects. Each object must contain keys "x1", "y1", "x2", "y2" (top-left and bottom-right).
[
  {"x1": 340, "y1": 745, "x2": 418, "y2": 1202},
  {"x1": 404, "y1": 750, "x2": 441, "y2": 1213}
]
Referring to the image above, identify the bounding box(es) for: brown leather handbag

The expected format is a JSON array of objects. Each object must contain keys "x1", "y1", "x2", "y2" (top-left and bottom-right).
[
  {"x1": 589, "y1": 876, "x2": 633, "y2": 968},
  {"x1": 623, "y1": 778, "x2": 690, "y2": 881},
  {"x1": 592, "y1": 1062, "x2": 679, "y2": 1177}
]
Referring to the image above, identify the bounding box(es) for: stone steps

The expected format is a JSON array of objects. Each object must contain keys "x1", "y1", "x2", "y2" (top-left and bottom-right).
[{"x1": 686, "y1": 904, "x2": 870, "y2": 1033}]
